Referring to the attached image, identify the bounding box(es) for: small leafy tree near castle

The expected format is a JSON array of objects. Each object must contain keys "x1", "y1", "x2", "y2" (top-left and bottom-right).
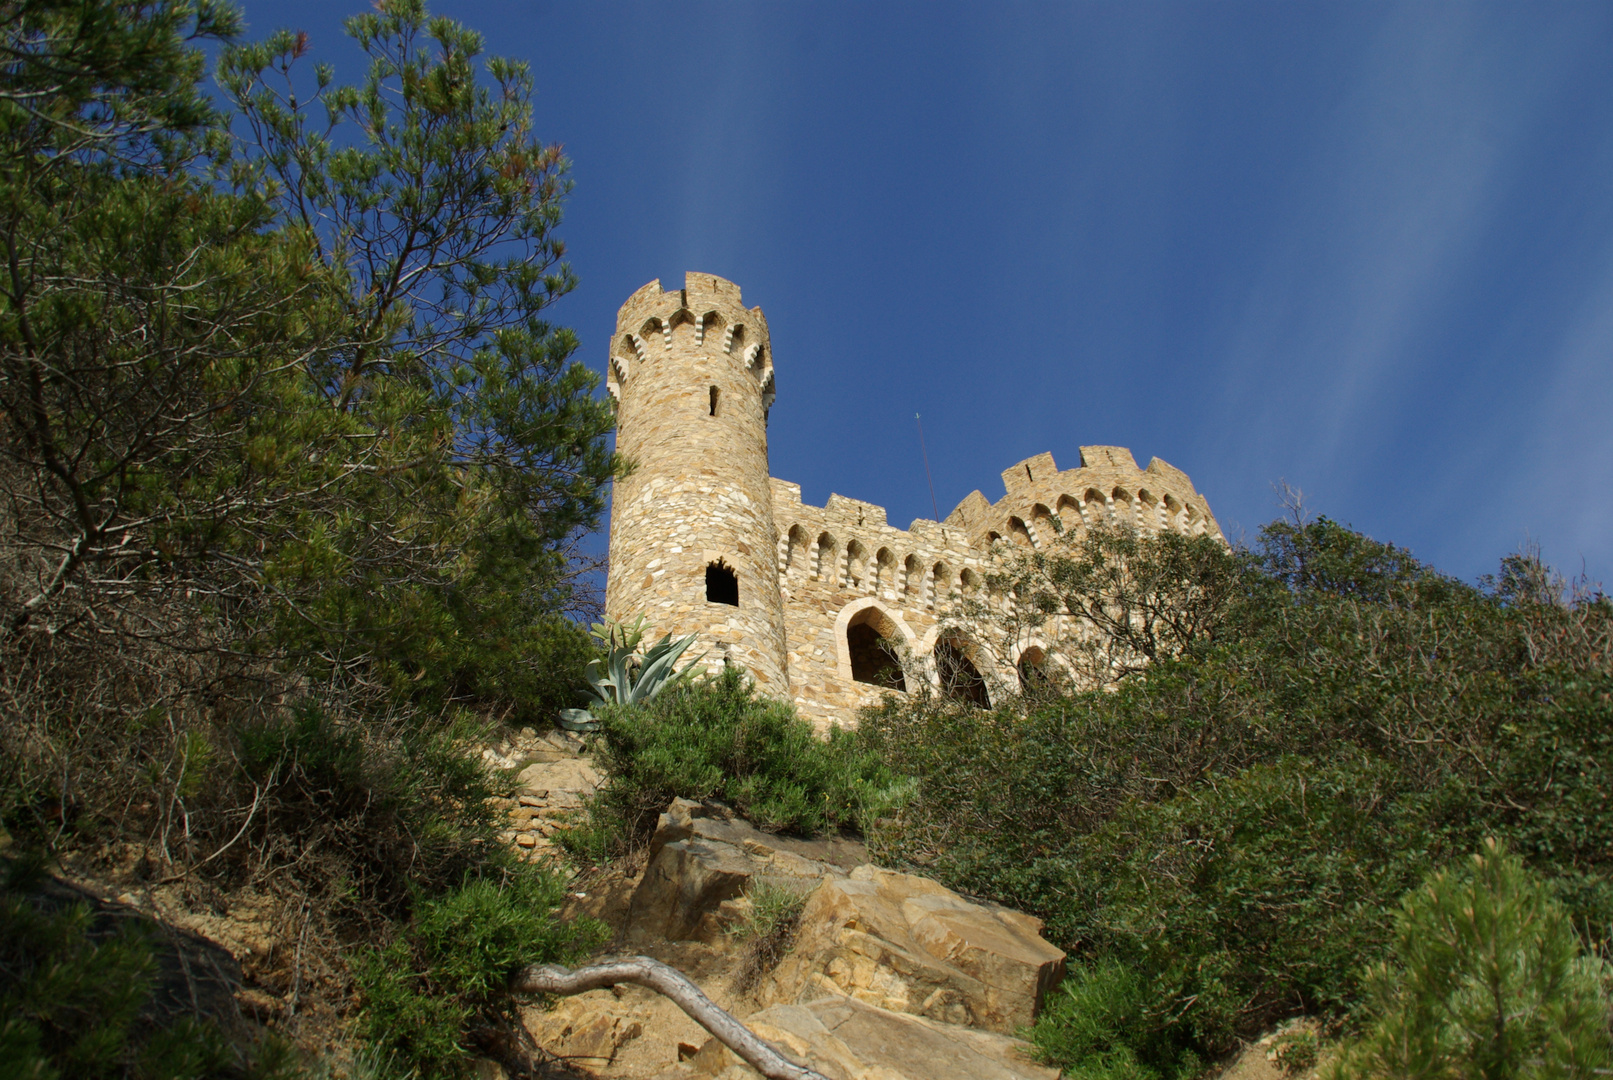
[
  {"x1": 967, "y1": 520, "x2": 1242, "y2": 692},
  {"x1": 1329, "y1": 839, "x2": 1613, "y2": 1080}
]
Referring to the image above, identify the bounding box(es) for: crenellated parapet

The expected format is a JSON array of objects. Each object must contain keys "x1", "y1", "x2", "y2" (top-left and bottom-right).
[
  {"x1": 603, "y1": 272, "x2": 1226, "y2": 731},
  {"x1": 770, "y1": 480, "x2": 989, "y2": 614},
  {"x1": 608, "y1": 273, "x2": 775, "y2": 414},
  {"x1": 762, "y1": 448, "x2": 1220, "y2": 728},
  {"x1": 946, "y1": 447, "x2": 1222, "y2": 551}
]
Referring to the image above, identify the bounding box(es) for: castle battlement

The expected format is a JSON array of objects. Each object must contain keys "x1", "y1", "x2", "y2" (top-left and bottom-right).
[
  {"x1": 605, "y1": 274, "x2": 1223, "y2": 730},
  {"x1": 608, "y1": 273, "x2": 773, "y2": 411}
]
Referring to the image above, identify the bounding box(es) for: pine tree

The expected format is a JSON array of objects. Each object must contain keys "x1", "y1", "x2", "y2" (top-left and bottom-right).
[{"x1": 1330, "y1": 839, "x2": 1613, "y2": 1080}]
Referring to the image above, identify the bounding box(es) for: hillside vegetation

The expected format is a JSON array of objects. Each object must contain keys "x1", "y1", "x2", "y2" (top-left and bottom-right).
[
  {"x1": 2, "y1": 1, "x2": 614, "y2": 1075},
  {"x1": 3, "y1": 2, "x2": 1609, "y2": 1078},
  {"x1": 550, "y1": 514, "x2": 1613, "y2": 1078},
  {"x1": 856, "y1": 517, "x2": 1613, "y2": 1077}
]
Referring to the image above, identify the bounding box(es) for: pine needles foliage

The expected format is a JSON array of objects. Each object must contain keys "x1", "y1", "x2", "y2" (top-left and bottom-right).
[
  {"x1": 1, "y1": 0, "x2": 618, "y2": 1069},
  {"x1": 1327, "y1": 840, "x2": 1612, "y2": 1080}
]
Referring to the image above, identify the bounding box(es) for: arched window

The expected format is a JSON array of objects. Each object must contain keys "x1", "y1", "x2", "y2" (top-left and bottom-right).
[
  {"x1": 846, "y1": 609, "x2": 906, "y2": 691},
  {"x1": 1032, "y1": 503, "x2": 1056, "y2": 543},
  {"x1": 1163, "y1": 494, "x2": 1183, "y2": 532},
  {"x1": 1008, "y1": 516, "x2": 1034, "y2": 548},
  {"x1": 784, "y1": 525, "x2": 810, "y2": 577},
  {"x1": 814, "y1": 533, "x2": 837, "y2": 580},
  {"x1": 904, "y1": 554, "x2": 923, "y2": 600},
  {"x1": 1137, "y1": 489, "x2": 1159, "y2": 531},
  {"x1": 1085, "y1": 488, "x2": 1107, "y2": 527},
  {"x1": 1111, "y1": 487, "x2": 1134, "y2": 529},
  {"x1": 875, "y1": 548, "x2": 897, "y2": 595},
  {"x1": 1056, "y1": 495, "x2": 1083, "y2": 535},
  {"x1": 934, "y1": 636, "x2": 988, "y2": 707},
  {"x1": 697, "y1": 310, "x2": 723, "y2": 347},
  {"x1": 668, "y1": 307, "x2": 696, "y2": 341},
  {"x1": 706, "y1": 559, "x2": 738, "y2": 606},
  {"x1": 845, "y1": 540, "x2": 868, "y2": 589},
  {"x1": 930, "y1": 561, "x2": 951, "y2": 607},
  {"x1": 1018, "y1": 647, "x2": 1051, "y2": 694}
]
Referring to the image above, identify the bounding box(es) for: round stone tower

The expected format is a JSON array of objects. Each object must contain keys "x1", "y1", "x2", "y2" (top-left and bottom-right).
[{"x1": 604, "y1": 273, "x2": 788, "y2": 692}]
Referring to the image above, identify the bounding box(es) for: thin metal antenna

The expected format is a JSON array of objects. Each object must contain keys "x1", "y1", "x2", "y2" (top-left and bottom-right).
[{"x1": 916, "y1": 413, "x2": 941, "y2": 523}]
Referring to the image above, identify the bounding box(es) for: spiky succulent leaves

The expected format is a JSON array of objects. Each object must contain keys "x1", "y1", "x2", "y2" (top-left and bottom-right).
[
  {"x1": 570, "y1": 629, "x2": 703, "y2": 721},
  {"x1": 589, "y1": 616, "x2": 647, "y2": 657},
  {"x1": 626, "y1": 632, "x2": 704, "y2": 705},
  {"x1": 603, "y1": 642, "x2": 633, "y2": 705}
]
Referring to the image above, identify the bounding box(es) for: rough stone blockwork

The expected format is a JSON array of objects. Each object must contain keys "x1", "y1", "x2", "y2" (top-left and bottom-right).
[{"x1": 606, "y1": 274, "x2": 1223, "y2": 730}]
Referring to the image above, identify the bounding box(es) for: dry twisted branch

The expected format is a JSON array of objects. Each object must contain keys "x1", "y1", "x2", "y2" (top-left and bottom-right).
[{"x1": 510, "y1": 955, "x2": 829, "y2": 1080}]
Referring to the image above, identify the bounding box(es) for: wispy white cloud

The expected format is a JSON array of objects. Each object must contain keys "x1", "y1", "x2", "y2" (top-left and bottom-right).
[
  {"x1": 1514, "y1": 251, "x2": 1613, "y2": 582},
  {"x1": 1206, "y1": 6, "x2": 1608, "y2": 574}
]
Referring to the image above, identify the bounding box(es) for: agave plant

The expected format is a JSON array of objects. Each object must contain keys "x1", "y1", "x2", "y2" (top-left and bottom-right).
[{"x1": 558, "y1": 617, "x2": 705, "y2": 732}]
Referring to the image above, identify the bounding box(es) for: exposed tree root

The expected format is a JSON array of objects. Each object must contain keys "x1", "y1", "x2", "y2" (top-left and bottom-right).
[{"x1": 511, "y1": 955, "x2": 830, "y2": 1080}]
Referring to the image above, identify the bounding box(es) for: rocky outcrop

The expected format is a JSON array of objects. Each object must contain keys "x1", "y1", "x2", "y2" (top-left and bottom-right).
[
  {"x1": 754, "y1": 866, "x2": 1066, "y2": 1035},
  {"x1": 626, "y1": 799, "x2": 866, "y2": 943},
  {"x1": 623, "y1": 800, "x2": 1065, "y2": 1037},
  {"x1": 484, "y1": 726, "x2": 600, "y2": 860},
  {"x1": 684, "y1": 995, "x2": 1059, "y2": 1080},
  {"x1": 493, "y1": 738, "x2": 1068, "y2": 1080}
]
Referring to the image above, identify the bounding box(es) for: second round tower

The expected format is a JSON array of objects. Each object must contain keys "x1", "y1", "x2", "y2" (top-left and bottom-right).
[{"x1": 603, "y1": 273, "x2": 788, "y2": 692}]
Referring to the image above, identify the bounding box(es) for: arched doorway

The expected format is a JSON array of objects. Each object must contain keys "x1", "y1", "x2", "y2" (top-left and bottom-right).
[
  {"x1": 846, "y1": 607, "x2": 906, "y2": 691},
  {"x1": 934, "y1": 635, "x2": 988, "y2": 706},
  {"x1": 1017, "y1": 646, "x2": 1051, "y2": 694}
]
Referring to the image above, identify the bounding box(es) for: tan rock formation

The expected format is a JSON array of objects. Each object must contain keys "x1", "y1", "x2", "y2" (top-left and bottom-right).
[
  {"x1": 627, "y1": 799, "x2": 865, "y2": 943},
  {"x1": 685, "y1": 995, "x2": 1060, "y2": 1080},
  {"x1": 756, "y1": 866, "x2": 1066, "y2": 1036}
]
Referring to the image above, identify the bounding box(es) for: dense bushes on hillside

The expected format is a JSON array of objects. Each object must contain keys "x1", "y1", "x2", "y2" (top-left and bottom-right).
[
  {"x1": 0, "y1": 0, "x2": 613, "y2": 1072},
  {"x1": 859, "y1": 517, "x2": 1613, "y2": 1073},
  {"x1": 0, "y1": 887, "x2": 306, "y2": 1080},
  {"x1": 353, "y1": 872, "x2": 609, "y2": 1078},
  {"x1": 562, "y1": 666, "x2": 893, "y2": 863}
]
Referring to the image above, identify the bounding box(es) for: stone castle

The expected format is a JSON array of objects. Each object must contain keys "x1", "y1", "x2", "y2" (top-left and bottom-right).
[{"x1": 604, "y1": 273, "x2": 1223, "y2": 730}]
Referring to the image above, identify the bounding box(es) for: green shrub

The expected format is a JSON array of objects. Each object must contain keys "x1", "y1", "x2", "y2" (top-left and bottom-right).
[
  {"x1": 1269, "y1": 1028, "x2": 1320, "y2": 1074},
  {"x1": 0, "y1": 891, "x2": 299, "y2": 1080},
  {"x1": 1328, "y1": 840, "x2": 1612, "y2": 1080},
  {"x1": 354, "y1": 867, "x2": 608, "y2": 1079},
  {"x1": 581, "y1": 667, "x2": 892, "y2": 845},
  {"x1": 0, "y1": 895, "x2": 163, "y2": 1080},
  {"x1": 230, "y1": 704, "x2": 507, "y2": 923},
  {"x1": 858, "y1": 516, "x2": 1613, "y2": 1068},
  {"x1": 1028, "y1": 960, "x2": 1199, "y2": 1080},
  {"x1": 732, "y1": 879, "x2": 812, "y2": 992},
  {"x1": 1080, "y1": 755, "x2": 1430, "y2": 1051}
]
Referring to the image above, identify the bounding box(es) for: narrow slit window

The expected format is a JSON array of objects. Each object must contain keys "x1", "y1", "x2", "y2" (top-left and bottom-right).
[
  {"x1": 706, "y1": 559, "x2": 738, "y2": 606},
  {"x1": 709, "y1": 386, "x2": 719, "y2": 416}
]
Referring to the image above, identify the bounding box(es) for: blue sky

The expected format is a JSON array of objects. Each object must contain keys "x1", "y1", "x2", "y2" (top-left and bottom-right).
[{"x1": 235, "y1": 1, "x2": 1613, "y2": 586}]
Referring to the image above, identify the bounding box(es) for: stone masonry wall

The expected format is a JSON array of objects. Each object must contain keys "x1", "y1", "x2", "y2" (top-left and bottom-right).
[
  {"x1": 605, "y1": 274, "x2": 789, "y2": 692},
  {"x1": 771, "y1": 449, "x2": 1222, "y2": 731},
  {"x1": 604, "y1": 273, "x2": 1224, "y2": 730}
]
